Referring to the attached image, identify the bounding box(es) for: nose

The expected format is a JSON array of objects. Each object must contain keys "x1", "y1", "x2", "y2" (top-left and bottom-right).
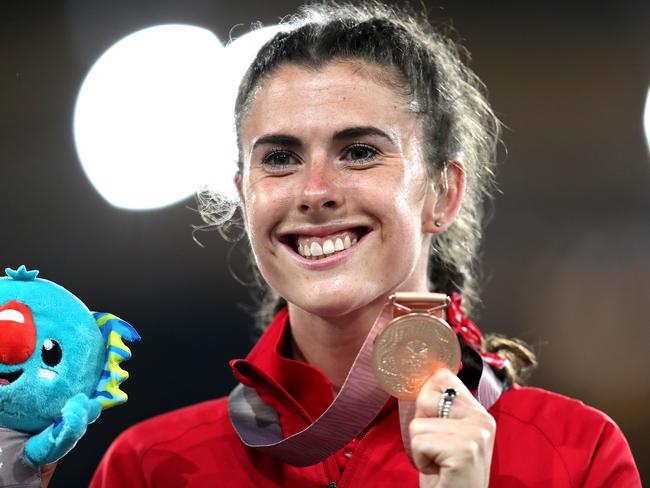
[
  {"x1": 0, "y1": 301, "x2": 37, "y2": 365},
  {"x1": 298, "y1": 158, "x2": 344, "y2": 213}
]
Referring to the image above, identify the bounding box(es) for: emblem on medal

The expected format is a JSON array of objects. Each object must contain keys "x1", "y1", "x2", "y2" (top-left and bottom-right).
[{"x1": 372, "y1": 292, "x2": 461, "y2": 400}]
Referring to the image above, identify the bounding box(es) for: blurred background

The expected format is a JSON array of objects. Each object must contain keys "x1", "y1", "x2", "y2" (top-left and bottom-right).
[{"x1": 1, "y1": 0, "x2": 649, "y2": 485}]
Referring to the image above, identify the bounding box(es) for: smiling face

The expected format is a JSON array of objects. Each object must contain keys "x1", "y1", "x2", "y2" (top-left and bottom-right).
[{"x1": 237, "y1": 61, "x2": 454, "y2": 318}]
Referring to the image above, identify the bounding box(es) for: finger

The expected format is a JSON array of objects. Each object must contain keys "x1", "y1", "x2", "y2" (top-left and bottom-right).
[
  {"x1": 415, "y1": 369, "x2": 477, "y2": 419},
  {"x1": 415, "y1": 391, "x2": 482, "y2": 420},
  {"x1": 40, "y1": 462, "x2": 58, "y2": 488},
  {"x1": 409, "y1": 416, "x2": 495, "y2": 443},
  {"x1": 412, "y1": 390, "x2": 477, "y2": 421},
  {"x1": 411, "y1": 431, "x2": 483, "y2": 475},
  {"x1": 410, "y1": 416, "x2": 465, "y2": 438},
  {"x1": 419, "y1": 368, "x2": 473, "y2": 400}
]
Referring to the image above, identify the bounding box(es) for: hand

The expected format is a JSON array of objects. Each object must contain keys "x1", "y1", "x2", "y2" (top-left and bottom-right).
[
  {"x1": 410, "y1": 369, "x2": 496, "y2": 488},
  {"x1": 40, "y1": 462, "x2": 57, "y2": 487},
  {"x1": 25, "y1": 393, "x2": 103, "y2": 467},
  {"x1": 52, "y1": 393, "x2": 102, "y2": 441}
]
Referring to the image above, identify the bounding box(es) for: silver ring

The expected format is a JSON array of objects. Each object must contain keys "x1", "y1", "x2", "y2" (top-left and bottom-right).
[{"x1": 438, "y1": 388, "x2": 457, "y2": 419}]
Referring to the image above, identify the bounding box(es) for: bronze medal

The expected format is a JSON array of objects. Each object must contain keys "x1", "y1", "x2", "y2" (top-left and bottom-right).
[{"x1": 372, "y1": 293, "x2": 461, "y2": 400}]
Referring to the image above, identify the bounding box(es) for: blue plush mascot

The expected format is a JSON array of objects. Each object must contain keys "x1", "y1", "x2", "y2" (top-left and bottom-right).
[{"x1": 0, "y1": 266, "x2": 140, "y2": 487}]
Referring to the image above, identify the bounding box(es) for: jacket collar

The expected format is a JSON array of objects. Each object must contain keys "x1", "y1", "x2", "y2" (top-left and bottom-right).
[{"x1": 230, "y1": 308, "x2": 339, "y2": 425}]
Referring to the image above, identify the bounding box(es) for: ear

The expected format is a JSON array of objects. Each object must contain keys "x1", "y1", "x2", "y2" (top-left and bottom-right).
[
  {"x1": 422, "y1": 160, "x2": 465, "y2": 234},
  {"x1": 234, "y1": 172, "x2": 248, "y2": 231},
  {"x1": 234, "y1": 172, "x2": 244, "y2": 203}
]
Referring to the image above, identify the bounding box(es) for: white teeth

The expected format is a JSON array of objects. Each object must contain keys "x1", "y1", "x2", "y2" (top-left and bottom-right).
[
  {"x1": 38, "y1": 368, "x2": 57, "y2": 380},
  {"x1": 296, "y1": 231, "x2": 365, "y2": 259},
  {"x1": 323, "y1": 239, "x2": 335, "y2": 255},
  {"x1": 311, "y1": 242, "x2": 323, "y2": 257}
]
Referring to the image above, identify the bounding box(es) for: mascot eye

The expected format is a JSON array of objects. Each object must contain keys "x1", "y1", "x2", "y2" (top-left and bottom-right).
[{"x1": 41, "y1": 339, "x2": 62, "y2": 367}]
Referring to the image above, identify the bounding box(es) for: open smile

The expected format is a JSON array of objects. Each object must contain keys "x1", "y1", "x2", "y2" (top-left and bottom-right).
[
  {"x1": 280, "y1": 226, "x2": 371, "y2": 261},
  {"x1": 0, "y1": 369, "x2": 23, "y2": 386}
]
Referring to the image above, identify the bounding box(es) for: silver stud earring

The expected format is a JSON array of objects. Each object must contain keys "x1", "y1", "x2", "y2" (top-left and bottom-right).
[{"x1": 434, "y1": 220, "x2": 443, "y2": 228}]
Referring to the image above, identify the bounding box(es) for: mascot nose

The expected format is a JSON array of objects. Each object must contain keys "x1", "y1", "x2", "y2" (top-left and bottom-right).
[{"x1": 0, "y1": 301, "x2": 37, "y2": 364}]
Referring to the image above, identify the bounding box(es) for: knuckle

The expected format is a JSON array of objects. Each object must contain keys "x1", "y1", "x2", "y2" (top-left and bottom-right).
[
  {"x1": 473, "y1": 409, "x2": 496, "y2": 431},
  {"x1": 433, "y1": 367, "x2": 454, "y2": 383},
  {"x1": 411, "y1": 434, "x2": 425, "y2": 455},
  {"x1": 465, "y1": 439, "x2": 481, "y2": 461},
  {"x1": 415, "y1": 395, "x2": 436, "y2": 417},
  {"x1": 414, "y1": 391, "x2": 426, "y2": 406},
  {"x1": 421, "y1": 368, "x2": 453, "y2": 393},
  {"x1": 479, "y1": 427, "x2": 492, "y2": 444},
  {"x1": 409, "y1": 418, "x2": 422, "y2": 437},
  {"x1": 482, "y1": 414, "x2": 497, "y2": 434}
]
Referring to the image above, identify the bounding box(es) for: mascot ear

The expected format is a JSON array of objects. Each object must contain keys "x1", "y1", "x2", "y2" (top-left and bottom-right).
[{"x1": 91, "y1": 312, "x2": 141, "y2": 410}]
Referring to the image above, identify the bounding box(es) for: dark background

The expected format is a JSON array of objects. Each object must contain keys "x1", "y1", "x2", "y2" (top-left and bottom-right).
[{"x1": 2, "y1": 0, "x2": 649, "y2": 485}]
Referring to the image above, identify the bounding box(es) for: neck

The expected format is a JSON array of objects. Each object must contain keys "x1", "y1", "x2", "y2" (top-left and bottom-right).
[
  {"x1": 288, "y1": 296, "x2": 388, "y2": 392},
  {"x1": 286, "y1": 244, "x2": 432, "y2": 391}
]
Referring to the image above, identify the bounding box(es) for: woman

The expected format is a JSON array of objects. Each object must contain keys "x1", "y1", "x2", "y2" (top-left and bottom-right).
[{"x1": 89, "y1": 2, "x2": 640, "y2": 487}]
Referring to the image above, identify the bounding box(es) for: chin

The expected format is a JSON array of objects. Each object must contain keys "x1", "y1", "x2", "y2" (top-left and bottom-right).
[
  {"x1": 297, "y1": 302, "x2": 354, "y2": 319},
  {"x1": 286, "y1": 287, "x2": 383, "y2": 319}
]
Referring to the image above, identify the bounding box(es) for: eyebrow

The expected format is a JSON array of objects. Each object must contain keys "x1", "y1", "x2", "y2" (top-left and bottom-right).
[
  {"x1": 252, "y1": 134, "x2": 302, "y2": 151},
  {"x1": 251, "y1": 126, "x2": 397, "y2": 151},
  {"x1": 333, "y1": 126, "x2": 396, "y2": 145}
]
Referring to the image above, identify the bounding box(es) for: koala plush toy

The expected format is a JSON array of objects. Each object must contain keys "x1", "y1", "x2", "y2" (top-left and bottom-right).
[{"x1": 0, "y1": 266, "x2": 139, "y2": 487}]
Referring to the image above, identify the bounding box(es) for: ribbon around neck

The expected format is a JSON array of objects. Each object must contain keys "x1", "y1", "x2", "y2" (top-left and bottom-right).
[
  {"x1": 447, "y1": 292, "x2": 507, "y2": 370},
  {"x1": 228, "y1": 298, "x2": 503, "y2": 467}
]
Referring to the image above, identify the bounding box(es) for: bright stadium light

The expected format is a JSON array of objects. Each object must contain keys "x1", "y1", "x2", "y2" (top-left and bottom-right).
[
  {"x1": 643, "y1": 87, "x2": 650, "y2": 156},
  {"x1": 74, "y1": 24, "x2": 223, "y2": 210},
  {"x1": 73, "y1": 23, "x2": 289, "y2": 211}
]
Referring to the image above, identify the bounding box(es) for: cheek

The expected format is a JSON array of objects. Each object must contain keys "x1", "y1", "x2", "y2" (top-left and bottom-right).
[
  {"x1": 397, "y1": 162, "x2": 431, "y2": 229},
  {"x1": 244, "y1": 181, "x2": 292, "y2": 252},
  {"x1": 365, "y1": 165, "x2": 427, "y2": 233}
]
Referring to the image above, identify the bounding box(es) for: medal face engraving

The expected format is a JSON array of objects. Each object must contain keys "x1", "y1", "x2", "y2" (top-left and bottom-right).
[{"x1": 372, "y1": 313, "x2": 461, "y2": 400}]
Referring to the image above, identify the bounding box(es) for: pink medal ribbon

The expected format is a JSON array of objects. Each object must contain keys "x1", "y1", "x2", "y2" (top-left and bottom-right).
[{"x1": 228, "y1": 300, "x2": 503, "y2": 467}]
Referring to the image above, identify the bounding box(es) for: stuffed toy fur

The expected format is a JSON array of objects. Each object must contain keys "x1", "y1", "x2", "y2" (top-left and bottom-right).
[{"x1": 0, "y1": 266, "x2": 139, "y2": 487}]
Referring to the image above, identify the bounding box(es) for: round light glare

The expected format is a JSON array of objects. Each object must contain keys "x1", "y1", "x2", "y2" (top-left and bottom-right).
[
  {"x1": 643, "y1": 87, "x2": 650, "y2": 156},
  {"x1": 73, "y1": 24, "x2": 223, "y2": 210},
  {"x1": 74, "y1": 23, "x2": 290, "y2": 210}
]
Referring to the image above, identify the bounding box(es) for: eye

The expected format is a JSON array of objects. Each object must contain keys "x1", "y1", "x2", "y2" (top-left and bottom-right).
[
  {"x1": 41, "y1": 339, "x2": 62, "y2": 367},
  {"x1": 262, "y1": 149, "x2": 298, "y2": 170},
  {"x1": 343, "y1": 144, "x2": 379, "y2": 164}
]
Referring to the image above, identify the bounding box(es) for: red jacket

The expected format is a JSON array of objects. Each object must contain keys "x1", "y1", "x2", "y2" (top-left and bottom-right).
[{"x1": 90, "y1": 309, "x2": 641, "y2": 487}]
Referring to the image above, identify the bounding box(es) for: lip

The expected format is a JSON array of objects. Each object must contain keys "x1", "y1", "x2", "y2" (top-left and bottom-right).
[
  {"x1": 279, "y1": 228, "x2": 372, "y2": 270},
  {"x1": 278, "y1": 222, "x2": 373, "y2": 239},
  {"x1": 0, "y1": 369, "x2": 23, "y2": 386}
]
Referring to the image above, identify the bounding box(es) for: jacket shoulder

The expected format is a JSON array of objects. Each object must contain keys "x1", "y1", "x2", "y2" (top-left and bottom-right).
[
  {"x1": 90, "y1": 397, "x2": 237, "y2": 488},
  {"x1": 491, "y1": 385, "x2": 619, "y2": 451},
  {"x1": 117, "y1": 397, "x2": 232, "y2": 451},
  {"x1": 492, "y1": 385, "x2": 610, "y2": 425},
  {"x1": 489, "y1": 386, "x2": 641, "y2": 487}
]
